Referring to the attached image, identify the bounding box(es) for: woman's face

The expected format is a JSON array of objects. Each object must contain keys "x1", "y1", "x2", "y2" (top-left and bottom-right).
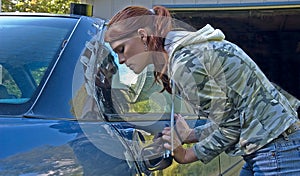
[{"x1": 109, "y1": 33, "x2": 153, "y2": 74}]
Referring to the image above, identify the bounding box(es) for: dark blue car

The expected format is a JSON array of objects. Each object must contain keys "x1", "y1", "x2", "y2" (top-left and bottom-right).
[{"x1": 4, "y1": 12, "x2": 286, "y2": 176}]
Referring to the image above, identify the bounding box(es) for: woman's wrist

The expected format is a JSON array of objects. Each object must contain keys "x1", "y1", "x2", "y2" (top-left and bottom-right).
[
  {"x1": 173, "y1": 146, "x2": 198, "y2": 164},
  {"x1": 183, "y1": 129, "x2": 197, "y2": 144},
  {"x1": 173, "y1": 146, "x2": 187, "y2": 164}
]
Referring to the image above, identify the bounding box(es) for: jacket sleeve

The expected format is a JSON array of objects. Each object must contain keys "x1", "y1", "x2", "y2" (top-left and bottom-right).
[
  {"x1": 272, "y1": 82, "x2": 300, "y2": 112},
  {"x1": 170, "y1": 46, "x2": 240, "y2": 163}
]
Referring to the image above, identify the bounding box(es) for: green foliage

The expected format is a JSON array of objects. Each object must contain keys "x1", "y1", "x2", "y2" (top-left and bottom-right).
[
  {"x1": 1, "y1": 0, "x2": 80, "y2": 14},
  {"x1": 31, "y1": 67, "x2": 47, "y2": 85},
  {"x1": 1, "y1": 66, "x2": 20, "y2": 97}
]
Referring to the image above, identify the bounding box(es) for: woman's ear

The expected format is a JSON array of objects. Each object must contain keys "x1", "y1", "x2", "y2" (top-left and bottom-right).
[{"x1": 137, "y1": 28, "x2": 148, "y2": 43}]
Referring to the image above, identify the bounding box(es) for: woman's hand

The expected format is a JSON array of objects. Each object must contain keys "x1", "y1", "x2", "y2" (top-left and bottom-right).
[
  {"x1": 161, "y1": 114, "x2": 198, "y2": 164},
  {"x1": 173, "y1": 114, "x2": 194, "y2": 144}
]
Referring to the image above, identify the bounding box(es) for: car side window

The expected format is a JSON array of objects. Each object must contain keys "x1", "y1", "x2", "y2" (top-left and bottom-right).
[
  {"x1": 0, "y1": 62, "x2": 50, "y2": 104},
  {"x1": 29, "y1": 65, "x2": 47, "y2": 87},
  {"x1": 0, "y1": 64, "x2": 20, "y2": 99},
  {"x1": 0, "y1": 17, "x2": 76, "y2": 105},
  {"x1": 75, "y1": 41, "x2": 195, "y2": 121},
  {"x1": 99, "y1": 45, "x2": 195, "y2": 121}
]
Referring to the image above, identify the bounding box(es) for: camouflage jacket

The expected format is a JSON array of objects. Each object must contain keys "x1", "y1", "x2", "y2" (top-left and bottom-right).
[{"x1": 165, "y1": 24, "x2": 299, "y2": 164}]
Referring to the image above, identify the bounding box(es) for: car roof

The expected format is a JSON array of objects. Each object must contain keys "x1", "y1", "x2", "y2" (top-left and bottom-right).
[{"x1": 0, "y1": 12, "x2": 81, "y2": 18}]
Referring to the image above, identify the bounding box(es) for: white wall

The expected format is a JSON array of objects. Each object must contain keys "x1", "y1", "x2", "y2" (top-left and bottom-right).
[{"x1": 82, "y1": 0, "x2": 300, "y2": 19}]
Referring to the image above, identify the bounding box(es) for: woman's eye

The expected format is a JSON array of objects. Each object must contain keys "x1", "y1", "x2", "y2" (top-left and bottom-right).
[{"x1": 117, "y1": 46, "x2": 124, "y2": 53}]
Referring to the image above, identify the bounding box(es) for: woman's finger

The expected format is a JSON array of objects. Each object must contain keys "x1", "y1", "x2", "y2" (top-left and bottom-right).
[
  {"x1": 163, "y1": 142, "x2": 172, "y2": 150},
  {"x1": 162, "y1": 128, "x2": 171, "y2": 135},
  {"x1": 162, "y1": 134, "x2": 171, "y2": 142},
  {"x1": 174, "y1": 113, "x2": 182, "y2": 120}
]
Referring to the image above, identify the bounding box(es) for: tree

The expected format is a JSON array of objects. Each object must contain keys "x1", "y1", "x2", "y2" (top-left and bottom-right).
[{"x1": 1, "y1": 0, "x2": 80, "y2": 14}]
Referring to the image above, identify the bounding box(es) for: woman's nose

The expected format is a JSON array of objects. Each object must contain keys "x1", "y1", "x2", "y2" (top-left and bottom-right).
[{"x1": 118, "y1": 56, "x2": 126, "y2": 64}]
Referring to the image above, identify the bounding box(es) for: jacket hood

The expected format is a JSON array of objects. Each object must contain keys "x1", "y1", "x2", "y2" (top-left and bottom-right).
[{"x1": 164, "y1": 24, "x2": 225, "y2": 58}]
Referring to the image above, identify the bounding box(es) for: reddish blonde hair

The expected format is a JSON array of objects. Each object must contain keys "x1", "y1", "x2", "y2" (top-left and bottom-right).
[{"x1": 105, "y1": 5, "x2": 172, "y2": 93}]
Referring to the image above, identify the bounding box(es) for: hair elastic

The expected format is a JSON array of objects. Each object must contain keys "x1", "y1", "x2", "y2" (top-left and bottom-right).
[{"x1": 149, "y1": 9, "x2": 155, "y2": 15}]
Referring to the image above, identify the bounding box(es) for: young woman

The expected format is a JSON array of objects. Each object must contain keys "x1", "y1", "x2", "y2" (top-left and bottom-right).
[{"x1": 104, "y1": 5, "x2": 300, "y2": 175}]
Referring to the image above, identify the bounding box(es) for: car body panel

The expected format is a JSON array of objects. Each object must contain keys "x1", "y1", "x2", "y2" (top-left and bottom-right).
[{"x1": 0, "y1": 117, "x2": 139, "y2": 175}]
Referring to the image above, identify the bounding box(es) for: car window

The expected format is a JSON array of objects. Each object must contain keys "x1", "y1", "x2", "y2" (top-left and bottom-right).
[
  {"x1": 75, "y1": 37, "x2": 195, "y2": 122},
  {"x1": 0, "y1": 65, "x2": 20, "y2": 98},
  {"x1": 92, "y1": 44, "x2": 195, "y2": 121},
  {"x1": 0, "y1": 16, "x2": 76, "y2": 104}
]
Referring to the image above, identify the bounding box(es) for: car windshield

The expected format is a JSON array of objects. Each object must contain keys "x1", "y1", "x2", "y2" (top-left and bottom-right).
[{"x1": 0, "y1": 16, "x2": 76, "y2": 104}]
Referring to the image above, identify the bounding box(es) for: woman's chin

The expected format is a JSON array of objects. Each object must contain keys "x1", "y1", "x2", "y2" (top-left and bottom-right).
[{"x1": 132, "y1": 69, "x2": 142, "y2": 74}]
